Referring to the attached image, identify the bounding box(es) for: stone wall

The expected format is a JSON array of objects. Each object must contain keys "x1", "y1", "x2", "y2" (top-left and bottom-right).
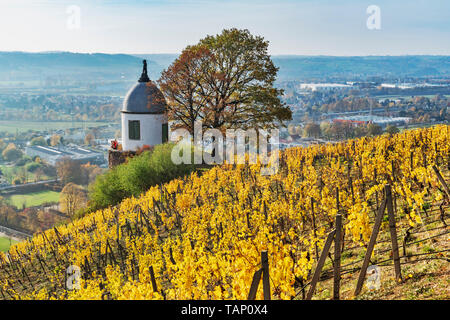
[{"x1": 108, "y1": 149, "x2": 137, "y2": 168}]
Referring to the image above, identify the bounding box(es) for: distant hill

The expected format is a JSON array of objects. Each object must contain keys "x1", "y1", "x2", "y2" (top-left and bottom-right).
[
  {"x1": 271, "y1": 55, "x2": 450, "y2": 81},
  {"x1": 0, "y1": 52, "x2": 448, "y2": 86},
  {"x1": 0, "y1": 52, "x2": 160, "y2": 83},
  {"x1": 136, "y1": 54, "x2": 450, "y2": 81}
]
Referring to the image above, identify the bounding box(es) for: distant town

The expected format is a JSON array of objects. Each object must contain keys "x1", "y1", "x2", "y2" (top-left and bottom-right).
[
  {"x1": 277, "y1": 77, "x2": 449, "y2": 149},
  {"x1": 0, "y1": 53, "x2": 448, "y2": 245}
]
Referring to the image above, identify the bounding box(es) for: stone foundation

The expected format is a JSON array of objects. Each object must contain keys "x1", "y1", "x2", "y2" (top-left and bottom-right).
[{"x1": 108, "y1": 150, "x2": 137, "y2": 168}]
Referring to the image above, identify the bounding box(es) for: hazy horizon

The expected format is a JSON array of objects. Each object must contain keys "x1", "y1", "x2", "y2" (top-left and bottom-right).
[{"x1": 0, "y1": 51, "x2": 449, "y2": 57}]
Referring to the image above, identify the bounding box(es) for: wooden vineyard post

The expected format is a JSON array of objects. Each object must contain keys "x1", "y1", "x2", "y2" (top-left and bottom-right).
[
  {"x1": 149, "y1": 265, "x2": 158, "y2": 293},
  {"x1": 333, "y1": 214, "x2": 342, "y2": 300},
  {"x1": 261, "y1": 250, "x2": 271, "y2": 300},
  {"x1": 306, "y1": 229, "x2": 336, "y2": 300},
  {"x1": 247, "y1": 251, "x2": 271, "y2": 300},
  {"x1": 435, "y1": 142, "x2": 439, "y2": 165},
  {"x1": 169, "y1": 247, "x2": 176, "y2": 265},
  {"x1": 310, "y1": 198, "x2": 319, "y2": 260},
  {"x1": 391, "y1": 160, "x2": 396, "y2": 182},
  {"x1": 247, "y1": 268, "x2": 263, "y2": 300},
  {"x1": 410, "y1": 151, "x2": 414, "y2": 172},
  {"x1": 385, "y1": 185, "x2": 402, "y2": 281},
  {"x1": 354, "y1": 197, "x2": 387, "y2": 296},
  {"x1": 432, "y1": 165, "x2": 450, "y2": 199},
  {"x1": 374, "y1": 169, "x2": 379, "y2": 209}
]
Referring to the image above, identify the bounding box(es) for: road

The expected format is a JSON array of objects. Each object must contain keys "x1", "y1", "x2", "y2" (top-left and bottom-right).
[
  {"x1": 0, "y1": 225, "x2": 32, "y2": 241},
  {"x1": 0, "y1": 179, "x2": 58, "y2": 192}
]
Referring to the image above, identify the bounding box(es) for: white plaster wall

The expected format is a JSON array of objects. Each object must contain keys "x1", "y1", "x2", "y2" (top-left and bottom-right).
[{"x1": 121, "y1": 113, "x2": 168, "y2": 151}]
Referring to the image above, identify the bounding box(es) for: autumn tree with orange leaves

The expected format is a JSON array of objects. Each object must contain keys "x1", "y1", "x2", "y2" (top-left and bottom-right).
[
  {"x1": 158, "y1": 46, "x2": 212, "y2": 135},
  {"x1": 158, "y1": 28, "x2": 292, "y2": 135}
]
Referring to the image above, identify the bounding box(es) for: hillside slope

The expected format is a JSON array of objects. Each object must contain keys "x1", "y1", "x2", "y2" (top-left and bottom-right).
[{"x1": 0, "y1": 125, "x2": 448, "y2": 300}]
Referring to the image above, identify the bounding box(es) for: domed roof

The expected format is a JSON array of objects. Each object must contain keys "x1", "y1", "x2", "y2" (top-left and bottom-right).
[{"x1": 122, "y1": 60, "x2": 167, "y2": 114}]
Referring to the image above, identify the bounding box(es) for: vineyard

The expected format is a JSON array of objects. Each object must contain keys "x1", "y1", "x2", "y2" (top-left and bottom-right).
[{"x1": 0, "y1": 125, "x2": 448, "y2": 300}]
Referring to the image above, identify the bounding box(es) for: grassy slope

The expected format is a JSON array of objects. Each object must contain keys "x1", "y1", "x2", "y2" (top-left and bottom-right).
[{"x1": 310, "y1": 218, "x2": 449, "y2": 300}]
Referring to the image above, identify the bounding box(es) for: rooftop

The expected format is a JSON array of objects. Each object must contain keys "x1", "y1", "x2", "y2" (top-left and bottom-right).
[{"x1": 122, "y1": 60, "x2": 167, "y2": 114}]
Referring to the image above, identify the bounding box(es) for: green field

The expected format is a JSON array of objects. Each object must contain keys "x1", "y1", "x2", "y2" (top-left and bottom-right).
[
  {"x1": 6, "y1": 190, "x2": 60, "y2": 208},
  {"x1": 0, "y1": 236, "x2": 18, "y2": 252},
  {"x1": 0, "y1": 120, "x2": 109, "y2": 133}
]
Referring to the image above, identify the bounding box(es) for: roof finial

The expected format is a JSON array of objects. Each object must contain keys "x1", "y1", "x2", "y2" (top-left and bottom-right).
[{"x1": 138, "y1": 59, "x2": 150, "y2": 82}]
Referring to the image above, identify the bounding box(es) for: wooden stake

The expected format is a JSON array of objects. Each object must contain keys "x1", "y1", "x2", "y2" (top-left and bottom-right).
[
  {"x1": 247, "y1": 268, "x2": 263, "y2": 300},
  {"x1": 306, "y1": 229, "x2": 336, "y2": 300},
  {"x1": 391, "y1": 160, "x2": 396, "y2": 182},
  {"x1": 354, "y1": 198, "x2": 387, "y2": 296},
  {"x1": 261, "y1": 250, "x2": 271, "y2": 300},
  {"x1": 169, "y1": 247, "x2": 176, "y2": 265},
  {"x1": 385, "y1": 185, "x2": 402, "y2": 281},
  {"x1": 310, "y1": 198, "x2": 319, "y2": 260},
  {"x1": 149, "y1": 266, "x2": 158, "y2": 293},
  {"x1": 333, "y1": 214, "x2": 342, "y2": 300},
  {"x1": 432, "y1": 165, "x2": 450, "y2": 199}
]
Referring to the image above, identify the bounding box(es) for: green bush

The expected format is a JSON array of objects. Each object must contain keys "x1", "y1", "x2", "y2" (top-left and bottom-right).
[
  {"x1": 16, "y1": 156, "x2": 32, "y2": 167},
  {"x1": 25, "y1": 161, "x2": 43, "y2": 172},
  {"x1": 87, "y1": 143, "x2": 195, "y2": 213},
  {"x1": 385, "y1": 125, "x2": 400, "y2": 135},
  {"x1": 88, "y1": 168, "x2": 128, "y2": 211},
  {"x1": 2, "y1": 145, "x2": 23, "y2": 162},
  {"x1": 30, "y1": 136, "x2": 48, "y2": 146}
]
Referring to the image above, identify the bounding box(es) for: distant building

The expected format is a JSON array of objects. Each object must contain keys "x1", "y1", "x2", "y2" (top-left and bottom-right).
[
  {"x1": 380, "y1": 83, "x2": 442, "y2": 90},
  {"x1": 299, "y1": 83, "x2": 351, "y2": 92},
  {"x1": 25, "y1": 145, "x2": 104, "y2": 166},
  {"x1": 332, "y1": 119, "x2": 372, "y2": 127},
  {"x1": 121, "y1": 60, "x2": 168, "y2": 152},
  {"x1": 109, "y1": 60, "x2": 168, "y2": 167},
  {"x1": 333, "y1": 115, "x2": 411, "y2": 128},
  {"x1": 346, "y1": 81, "x2": 378, "y2": 89}
]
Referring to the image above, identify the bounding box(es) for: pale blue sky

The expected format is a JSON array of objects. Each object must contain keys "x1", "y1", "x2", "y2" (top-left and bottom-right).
[{"x1": 0, "y1": 0, "x2": 449, "y2": 55}]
